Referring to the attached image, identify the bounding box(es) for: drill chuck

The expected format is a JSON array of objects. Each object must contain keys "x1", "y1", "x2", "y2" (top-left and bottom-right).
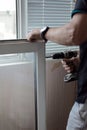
[{"x1": 53, "y1": 51, "x2": 78, "y2": 59}]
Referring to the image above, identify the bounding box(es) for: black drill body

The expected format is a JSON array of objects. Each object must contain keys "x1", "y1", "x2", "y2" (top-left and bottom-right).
[{"x1": 46, "y1": 51, "x2": 78, "y2": 82}]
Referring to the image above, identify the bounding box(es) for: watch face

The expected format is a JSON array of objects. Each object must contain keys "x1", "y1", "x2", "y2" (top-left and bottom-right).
[{"x1": 41, "y1": 27, "x2": 47, "y2": 32}]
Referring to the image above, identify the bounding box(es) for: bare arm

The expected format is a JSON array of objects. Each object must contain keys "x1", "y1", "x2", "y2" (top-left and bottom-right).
[
  {"x1": 27, "y1": 13, "x2": 87, "y2": 46},
  {"x1": 45, "y1": 13, "x2": 87, "y2": 46}
]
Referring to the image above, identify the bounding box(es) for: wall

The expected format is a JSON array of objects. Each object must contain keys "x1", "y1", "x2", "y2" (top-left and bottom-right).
[
  {"x1": 0, "y1": 59, "x2": 77, "y2": 130},
  {"x1": 46, "y1": 59, "x2": 77, "y2": 130}
]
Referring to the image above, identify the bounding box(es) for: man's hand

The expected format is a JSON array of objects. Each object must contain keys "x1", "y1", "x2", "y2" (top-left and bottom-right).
[
  {"x1": 26, "y1": 29, "x2": 43, "y2": 42},
  {"x1": 61, "y1": 55, "x2": 80, "y2": 73}
]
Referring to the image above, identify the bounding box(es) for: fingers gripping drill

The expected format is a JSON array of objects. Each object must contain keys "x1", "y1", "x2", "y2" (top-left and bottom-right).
[{"x1": 46, "y1": 51, "x2": 78, "y2": 83}]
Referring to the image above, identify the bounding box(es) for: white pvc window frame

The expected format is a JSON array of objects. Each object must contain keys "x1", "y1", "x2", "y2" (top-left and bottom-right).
[
  {"x1": 0, "y1": 39, "x2": 46, "y2": 130},
  {"x1": 16, "y1": 0, "x2": 28, "y2": 39}
]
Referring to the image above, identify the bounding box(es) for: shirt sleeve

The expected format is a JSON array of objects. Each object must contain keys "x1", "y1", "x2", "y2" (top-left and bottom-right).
[{"x1": 71, "y1": 0, "x2": 87, "y2": 17}]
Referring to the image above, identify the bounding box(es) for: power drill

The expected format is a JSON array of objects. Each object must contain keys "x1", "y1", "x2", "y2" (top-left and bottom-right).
[{"x1": 46, "y1": 51, "x2": 78, "y2": 83}]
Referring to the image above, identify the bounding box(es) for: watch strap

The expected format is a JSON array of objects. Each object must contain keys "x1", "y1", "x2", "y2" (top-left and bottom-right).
[{"x1": 40, "y1": 26, "x2": 49, "y2": 42}]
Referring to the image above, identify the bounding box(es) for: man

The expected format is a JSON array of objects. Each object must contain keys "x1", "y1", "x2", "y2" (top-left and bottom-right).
[{"x1": 27, "y1": 0, "x2": 87, "y2": 129}]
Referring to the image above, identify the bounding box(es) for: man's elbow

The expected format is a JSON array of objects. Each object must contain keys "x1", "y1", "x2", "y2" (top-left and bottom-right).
[
  {"x1": 71, "y1": 37, "x2": 81, "y2": 46},
  {"x1": 71, "y1": 35, "x2": 86, "y2": 46},
  {"x1": 70, "y1": 27, "x2": 87, "y2": 45},
  {"x1": 70, "y1": 29, "x2": 83, "y2": 46}
]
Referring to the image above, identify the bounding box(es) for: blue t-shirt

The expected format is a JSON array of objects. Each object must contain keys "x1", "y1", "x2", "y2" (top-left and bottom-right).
[
  {"x1": 72, "y1": 0, "x2": 87, "y2": 17},
  {"x1": 72, "y1": 0, "x2": 87, "y2": 103}
]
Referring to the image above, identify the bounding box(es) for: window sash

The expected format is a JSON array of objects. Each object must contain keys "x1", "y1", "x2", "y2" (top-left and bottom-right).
[{"x1": 0, "y1": 39, "x2": 46, "y2": 130}]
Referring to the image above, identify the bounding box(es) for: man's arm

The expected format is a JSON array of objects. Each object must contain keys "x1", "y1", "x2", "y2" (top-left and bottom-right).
[
  {"x1": 27, "y1": 13, "x2": 87, "y2": 46},
  {"x1": 45, "y1": 13, "x2": 87, "y2": 46}
]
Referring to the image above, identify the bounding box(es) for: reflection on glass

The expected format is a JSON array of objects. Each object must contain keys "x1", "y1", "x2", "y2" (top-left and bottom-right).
[
  {"x1": 0, "y1": 53, "x2": 34, "y2": 65},
  {"x1": 0, "y1": 0, "x2": 16, "y2": 40}
]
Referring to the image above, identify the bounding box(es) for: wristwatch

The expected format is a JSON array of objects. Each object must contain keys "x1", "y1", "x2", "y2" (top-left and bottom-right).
[{"x1": 40, "y1": 26, "x2": 49, "y2": 42}]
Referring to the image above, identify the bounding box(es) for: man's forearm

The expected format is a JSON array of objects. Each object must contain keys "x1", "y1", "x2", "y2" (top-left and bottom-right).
[
  {"x1": 45, "y1": 14, "x2": 87, "y2": 46},
  {"x1": 27, "y1": 14, "x2": 87, "y2": 46},
  {"x1": 45, "y1": 23, "x2": 75, "y2": 46}
]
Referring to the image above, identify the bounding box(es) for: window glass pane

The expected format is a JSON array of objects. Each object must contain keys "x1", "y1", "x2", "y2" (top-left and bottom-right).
[
  {"x1": 0, "y1": 53, "x2": 35, "y2": 130},
  {"x1": 0, "y1": 0, "x2": 16, "y2": 40}
]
